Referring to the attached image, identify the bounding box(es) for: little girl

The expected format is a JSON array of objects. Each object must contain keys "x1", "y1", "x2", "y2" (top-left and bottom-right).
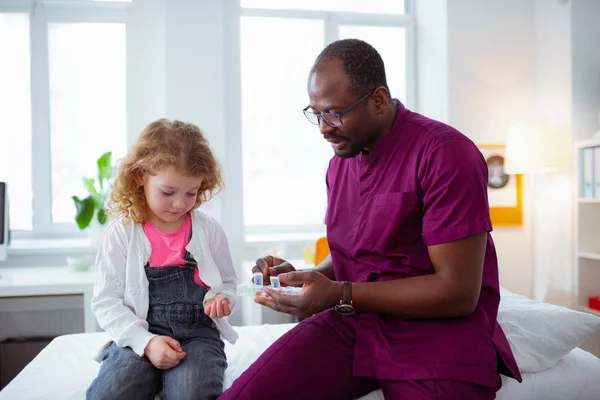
[{"x1": 86, "y1": 119, "x2": 238, "y2": 400}]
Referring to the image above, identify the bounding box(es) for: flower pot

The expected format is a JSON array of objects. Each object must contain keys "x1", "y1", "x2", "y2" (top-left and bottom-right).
[
  {"x1": 87, "y1": 218, "x2": 107, "y2": 252},
  {"x1": 66, "y1": 255, "x2": 95, "y2": 271}
]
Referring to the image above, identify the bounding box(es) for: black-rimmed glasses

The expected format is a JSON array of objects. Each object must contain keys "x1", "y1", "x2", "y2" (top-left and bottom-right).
[{"x1": 303, "y1": 90, "x2": 374, "y2": 128}]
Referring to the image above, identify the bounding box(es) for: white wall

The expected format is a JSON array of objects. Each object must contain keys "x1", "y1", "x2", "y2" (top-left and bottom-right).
[
  {"x1": 418, "y1": 0, "x2": 600, "y2": 302},
  {"x1": 415, "y1": 0, "x2": 448, "y2": 123},
  {"x1": 428, "y1": 0, "x2": 600, "y2": 305},
  {"x1": 126, "y1": 0, "x2": 167, "y2": 148},
  {"x1": 127, "y1": 0, "x2": 227, "y2": 171},
  {"x1": 571, "y1": 0, "x2": 600, "y2": 141},
  {"x1": 164, "y1": 0, "x2": 226, "y2": 159},
  {"x1": 532, "y1": 0, "x2": 573, "y2": 307},
  {"x1": 446, "y1": 0, "x2": 537, "y2": 297},
  {"x1": 447, "y1": 0, "x2": 538, "y2": 144},
  {"x1": 529, "y1": 0, "x2": 600, "y2": 309},
  {"x1": 569, "y1": 0, "x2": 600, "y2": 355}
]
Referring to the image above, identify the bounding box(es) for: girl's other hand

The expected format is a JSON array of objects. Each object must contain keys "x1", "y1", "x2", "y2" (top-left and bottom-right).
[
  {"x1": 143, "y1": 336, "x2": 185, "y2": 369},
  {"x1": 204, "y1": 294, "x2": 231, "y2": 318}
]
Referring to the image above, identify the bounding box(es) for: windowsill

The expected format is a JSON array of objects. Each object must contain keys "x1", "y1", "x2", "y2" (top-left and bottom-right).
[
  {"x1": 6, "y1": 238, "x2": 96, "y2": 256},
  {"x1": 2, "y1": 232, "x2": 325, "y2": 267},
  {"x1": 6, "y1": 231, "x2": 325, "y2": 252},
  {"x1": 244, "y1": 231, "x2": 325, "y2": 244},
  {"x1": 242, "y1": 232, "x2": 326, "y2": 264}
]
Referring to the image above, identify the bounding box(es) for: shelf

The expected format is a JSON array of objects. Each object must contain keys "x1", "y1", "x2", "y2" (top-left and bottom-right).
[
  {"x1": 575, "y1": 139, "x2": 600, "y2": 149},
  {"x1": 579, "y1": 198, "x2": 600, "y2": 203},
  {"x1": 577, "y1": 305, "x2": 600, "y2": 317},
  {"x1": 579, "y1": 252, "x2": 600, "y2": 261}
]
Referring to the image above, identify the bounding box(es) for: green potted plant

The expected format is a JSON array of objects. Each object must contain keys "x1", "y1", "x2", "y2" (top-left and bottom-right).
[{"x1": 71, "y1": 151, "x2": 113, "y2": 248}]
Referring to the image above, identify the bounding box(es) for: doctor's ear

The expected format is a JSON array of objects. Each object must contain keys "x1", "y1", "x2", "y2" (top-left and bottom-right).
[{"x1": 371, "y1": 87, "x2": 390, "y2": 114}]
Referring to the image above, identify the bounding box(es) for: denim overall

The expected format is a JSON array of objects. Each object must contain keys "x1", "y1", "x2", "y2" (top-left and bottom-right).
[{"x1": 87, "y1": 247, "x2": 227, "y2": 400}]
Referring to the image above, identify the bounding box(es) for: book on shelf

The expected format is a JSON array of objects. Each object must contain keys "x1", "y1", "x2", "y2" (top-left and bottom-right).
[
  {"x1": 581, "y1": 146, "x2": 595, "y2": 198},
  {"x1": 595, "y1": 146, "x2": 600, "y2": 199}
]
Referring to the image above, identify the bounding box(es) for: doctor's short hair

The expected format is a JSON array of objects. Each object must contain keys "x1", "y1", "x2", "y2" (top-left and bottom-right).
[
  {"x1": 108, "y1": 119, "x2": 223, "y2": 224},
  {"x1": 313, "y1": 38, "x2": 391, "y2": 98}
]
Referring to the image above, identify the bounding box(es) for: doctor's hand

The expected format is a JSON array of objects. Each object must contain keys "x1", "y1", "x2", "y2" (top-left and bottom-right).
[
  {"x1": 251, "y1": 255, "x2": 296, "y2": 285},
  {"x1": 144, "y1": 336, "x2": 186, "y2": 370},
  {"x1": 255, "y1": 270, "x2": 344, "y2": 319}
]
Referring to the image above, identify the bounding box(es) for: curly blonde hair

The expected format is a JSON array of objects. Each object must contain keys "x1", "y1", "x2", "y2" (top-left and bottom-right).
[{"x1": 108, "y1": 119, "x2": 223, "y2": 224}]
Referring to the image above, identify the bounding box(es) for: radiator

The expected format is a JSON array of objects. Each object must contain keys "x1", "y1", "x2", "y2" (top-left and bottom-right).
[{"x1": 0, "y1": 294, "x2": 85, "y2": 388}]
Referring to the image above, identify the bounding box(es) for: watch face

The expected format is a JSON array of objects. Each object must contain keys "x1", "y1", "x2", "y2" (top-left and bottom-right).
[{"x1": 335, "y1": 304, "x2": 354, "y2": 315}]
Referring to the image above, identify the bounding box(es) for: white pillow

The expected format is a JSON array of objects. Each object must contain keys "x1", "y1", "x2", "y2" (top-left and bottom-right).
[{"x1": 498, "y1": 287, "x2": 600, "y2": 373}]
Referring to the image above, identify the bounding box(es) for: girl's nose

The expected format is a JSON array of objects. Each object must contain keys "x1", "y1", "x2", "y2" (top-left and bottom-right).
[{"x1": 173, "y1": 198, "x2": 185, "y2": 209}]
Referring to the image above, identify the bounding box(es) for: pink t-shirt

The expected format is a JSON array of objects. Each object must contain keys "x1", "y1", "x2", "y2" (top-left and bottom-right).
[{"x1": 143, "y1": 214, "x2": 207, "y2": 287}]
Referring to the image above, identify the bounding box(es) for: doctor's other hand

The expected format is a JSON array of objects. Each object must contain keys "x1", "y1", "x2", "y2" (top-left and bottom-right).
[
  {"x1": 251, "y1": 255, "x2": 296, "y2": 285},
  {"x1": 255, "y1": 270, "x2": 343, "y2": 319}
]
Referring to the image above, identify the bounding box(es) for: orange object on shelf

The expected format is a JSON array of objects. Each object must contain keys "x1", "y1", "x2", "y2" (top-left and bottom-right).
[
  {"x1": 303, "y1": 237, "x2": 331, "y2": 265},
  {"x1": 314, "y1": 237, "x2": 330, "y2": 265}
]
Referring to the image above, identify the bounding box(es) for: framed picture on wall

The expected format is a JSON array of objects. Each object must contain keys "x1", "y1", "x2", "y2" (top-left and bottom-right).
[{"x1": 477, "y1": 144, "x2": 523, "y2": 227}]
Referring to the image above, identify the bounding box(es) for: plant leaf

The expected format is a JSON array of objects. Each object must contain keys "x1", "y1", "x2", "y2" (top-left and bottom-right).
[
  {"x1": 97, "y1": 151, "x2": 112, "y2": 190},
  {"x1": 83, "y1": 177, "x2": 103, "y2": 207},
  {"x1": 83, "y1": 177, "x2": 99, "y2": 196},
  {"x1": 72, "y1": 195, "x2": 95, "y2": 230},
  {"x1": 97, "y1": 207, "x2": 107, "y2": 224}
]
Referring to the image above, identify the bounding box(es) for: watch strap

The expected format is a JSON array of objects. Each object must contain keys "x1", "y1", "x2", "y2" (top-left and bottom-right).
[{"x1": 341, "y1": 281, "x2": 352, "y2": 305}]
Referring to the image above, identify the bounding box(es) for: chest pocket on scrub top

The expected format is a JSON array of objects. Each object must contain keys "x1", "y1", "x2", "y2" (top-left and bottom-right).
[
  {"x1": 148, "y1": 270, "x2": 185, "y2": 304},
  {"x1": 359, "y1": 192, "x2": 420, "y2": 253}
]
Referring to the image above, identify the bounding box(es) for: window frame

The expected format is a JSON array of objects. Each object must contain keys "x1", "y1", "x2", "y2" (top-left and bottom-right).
[
  {"x1": 1, "y1": 0, "x2": 129, "y2": 240},
  {"x1": 230, "y1": 0, "x2": 417, "y2": 241}
]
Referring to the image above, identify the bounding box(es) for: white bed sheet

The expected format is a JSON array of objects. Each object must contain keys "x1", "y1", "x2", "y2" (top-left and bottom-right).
[{"x1": 1, "y1": 323, "x2": 599, "y2": 400}]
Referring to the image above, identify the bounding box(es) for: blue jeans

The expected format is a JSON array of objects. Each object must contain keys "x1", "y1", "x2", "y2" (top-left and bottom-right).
[{"x1": 87, "y1": 266, "x2": 227, "y2": 400}]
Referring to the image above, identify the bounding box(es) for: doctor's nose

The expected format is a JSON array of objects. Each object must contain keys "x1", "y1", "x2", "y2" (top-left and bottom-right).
[{"x1": 319, "y1": 118, "x2": 336, "y2": 135}]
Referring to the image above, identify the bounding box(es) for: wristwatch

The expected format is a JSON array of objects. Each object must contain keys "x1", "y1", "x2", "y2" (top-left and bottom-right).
[{"x1": 334, "y1": 281, "x2": 354, "y2": 315}]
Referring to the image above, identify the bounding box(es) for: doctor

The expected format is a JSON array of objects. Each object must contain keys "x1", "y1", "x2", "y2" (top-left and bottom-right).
[{"x1": 220, "y1": 38, "x2": 521, "y2": 399}]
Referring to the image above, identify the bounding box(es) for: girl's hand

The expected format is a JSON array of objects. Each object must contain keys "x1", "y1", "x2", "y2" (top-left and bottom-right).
[
  {"x1": 144, "y1": 336, "x2": 185, "y2": 370},
  {"x1": 204, "y1": 294, "x2": 231, "y2": 318}
]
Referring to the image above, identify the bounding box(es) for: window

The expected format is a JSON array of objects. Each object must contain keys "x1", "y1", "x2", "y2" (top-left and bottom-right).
[
  {"x1": 338, "y1": 25, "x2": 407, "y2": 102},
  {"x1": 0, "y1": 13, "x2": 32, "y2": 231},
  {"x1": 48, "y1": 22, "x2": 126, "y2": 224},
  {"x1": 0, "y1": 1, "x2": 128, "y2": 238},
  {"x1": 241, "y1": 0, "x2": 404, "y2": 14},
  {"x1": 240, "y1": 17, "x2": 329, "y2": 228},
  {"x1": 238, "y1": 1, "x2": 414, "y2": 235}
]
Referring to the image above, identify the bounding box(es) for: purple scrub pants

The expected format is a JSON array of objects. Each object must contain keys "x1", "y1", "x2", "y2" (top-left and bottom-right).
[{"x1": 219, "y1": 312, "x2": 497, "y2": 400}]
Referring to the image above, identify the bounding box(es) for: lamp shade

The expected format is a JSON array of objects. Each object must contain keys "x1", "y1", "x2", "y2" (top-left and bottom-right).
[{"x1": 504, "y1": 120, "x2": 558, "y2": 174}]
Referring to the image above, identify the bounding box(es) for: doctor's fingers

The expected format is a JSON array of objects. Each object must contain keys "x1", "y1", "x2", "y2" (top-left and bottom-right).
[
  {"x1": 264, "y1": 288, "x2": 303, "y2": 308},
  {"x1": 254, "y1": 255, "x2": 288, "y2": 271},
  {"x1": 269, "y1": 262, "x2": 296, "y2": 276},
  {"x1": 254, "y1": 296, "x2": 298, "y2": 316}
]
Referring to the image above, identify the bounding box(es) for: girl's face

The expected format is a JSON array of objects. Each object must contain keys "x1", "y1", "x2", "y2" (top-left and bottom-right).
[{"x1": 141, "y1": 168, "x2": 202, "y2": 230}]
